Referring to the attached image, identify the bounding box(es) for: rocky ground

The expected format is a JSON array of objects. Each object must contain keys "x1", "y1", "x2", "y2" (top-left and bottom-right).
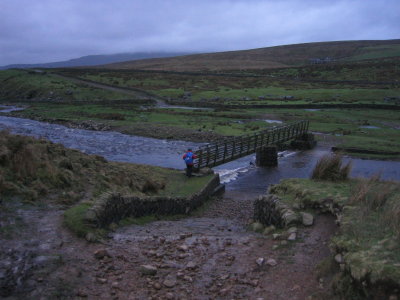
[{"x1": 1, "y1": 189, "x2": 338, "y2": 300}]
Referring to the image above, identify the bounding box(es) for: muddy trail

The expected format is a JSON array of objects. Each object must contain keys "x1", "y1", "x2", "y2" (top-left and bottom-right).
[{"x1": 1, "y1": 188, "x2": 337, "y2": 300}]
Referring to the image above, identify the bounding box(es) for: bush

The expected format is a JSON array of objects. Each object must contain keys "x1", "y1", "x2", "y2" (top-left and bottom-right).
[
  {"x1": 349, "y1": 175, "x2": 394, "y2": 210},
  {"x1": 311, "y1": 154, "x2": 352, "y2": 181}
]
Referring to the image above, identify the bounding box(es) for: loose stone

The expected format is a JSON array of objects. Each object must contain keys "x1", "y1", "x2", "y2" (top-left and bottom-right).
[
  {"x1": 139, "y1": 265, "x2": 158, "y2": 276},
  {"x1": 94, "y1": 249, "x2": 111, "y2": 259},
  {"x1": 256, "y1": 257, "x2": 265, "y2": 266},
  {"x1": 163, "y1": 277, "x2": 177, "y2": 288},
  {"x1": 300, "y1": 212, "x2": 314, "y2": 226},
  {"x1": 267, "y1": 258, "x2": 277, "y2": 266},
  {"x1": 287, "y1": 233, "x2": 297, "y2": 241}
]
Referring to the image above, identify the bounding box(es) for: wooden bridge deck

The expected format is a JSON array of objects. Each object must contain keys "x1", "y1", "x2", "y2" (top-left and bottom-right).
[{"x1": 193, "y1": 120, "x2": 309, "y2": 170}]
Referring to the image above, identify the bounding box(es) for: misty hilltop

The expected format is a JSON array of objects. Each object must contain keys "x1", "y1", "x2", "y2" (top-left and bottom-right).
[{"x1": 0, "y1": 52, "x2": 193, "y2": 70}]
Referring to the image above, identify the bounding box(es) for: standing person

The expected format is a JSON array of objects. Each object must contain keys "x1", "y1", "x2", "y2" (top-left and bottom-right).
[{"x1": 183, "y1": 148, "x2": 197, "y2": 177}]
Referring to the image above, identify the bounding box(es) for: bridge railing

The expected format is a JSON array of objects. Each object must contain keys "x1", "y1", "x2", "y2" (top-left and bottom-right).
[{"x1": 193, "y1": 120, "x2": 309, "y2": 170}]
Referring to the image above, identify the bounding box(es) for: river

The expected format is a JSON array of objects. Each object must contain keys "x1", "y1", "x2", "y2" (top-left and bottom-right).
[{"x1": 1, "y1": 106, "x2": 399, "y2": 195}]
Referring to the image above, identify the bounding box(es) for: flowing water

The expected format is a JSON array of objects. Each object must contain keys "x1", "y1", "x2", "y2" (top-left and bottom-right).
[{"x1": 1, "y1": 106, "x2": 399, "y2": 195}]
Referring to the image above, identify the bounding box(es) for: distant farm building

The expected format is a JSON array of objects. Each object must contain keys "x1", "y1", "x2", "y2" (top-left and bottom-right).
[{"x1": 309, "y1": 57, "x2": 335, "y2": 64}]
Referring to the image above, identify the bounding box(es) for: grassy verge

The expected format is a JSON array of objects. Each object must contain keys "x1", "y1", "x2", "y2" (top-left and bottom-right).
[
  {"x1": 0, "y1": 131, "x2": 215, "y2": 239},
  {"x1": 269, "y1": 166, "x2": 400, "y2": 298}
]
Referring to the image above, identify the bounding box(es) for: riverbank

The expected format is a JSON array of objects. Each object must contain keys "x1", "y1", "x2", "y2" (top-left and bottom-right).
[
  {"x1": 261, "y1": 175, "x2": 400, "y2": 299},
  {"x1": 4, "y1": 101, "x2": 399, "y2": 160}
]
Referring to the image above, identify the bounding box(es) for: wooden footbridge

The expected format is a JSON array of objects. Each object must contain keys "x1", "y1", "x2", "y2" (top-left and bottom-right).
[{"x1": 193, "y1": 120, "x2": 312, "y2": 170}]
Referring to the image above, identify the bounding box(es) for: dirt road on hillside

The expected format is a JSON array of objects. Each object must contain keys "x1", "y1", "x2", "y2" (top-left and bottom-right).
[{"x1": 52, "y1": 73, "x2": 167, "y2": 106}]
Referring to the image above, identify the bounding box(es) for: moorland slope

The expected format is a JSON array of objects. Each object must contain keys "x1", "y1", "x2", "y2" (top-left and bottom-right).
[{"x1": 101, "y1": 39, "x2": 400, "y2": 71}]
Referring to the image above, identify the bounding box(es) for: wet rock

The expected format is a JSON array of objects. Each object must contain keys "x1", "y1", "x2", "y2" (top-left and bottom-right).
[
  {"x1": 165, "y1": 292, "x2": 175, "y2": 300},
  {"x1": 219, "y1": 288, "x2": 230, "y2": 296},
  {"x1": 266, "y1": 258, "x2": 277, "y2": 266},
  {"x1": 223, "y1": 239, "x2": 232, "y2": 246},
  {"x1": 282, "y1": 210, "x2": 300, "y2": 226},
  {"x1": 252, "y1": 222, "x2": 264, "y2": 232},
  {"x1": 94, "y1": 249, "x2": 111, "y2": 260},
  {"x1": 178, "y1": 244, "x2": 189, "y2": 252},
  {"x1": 97, "y1": 278, "x2": 107, "y2": 284},
  {"x1": 256, "y1": 257, "x2": 265, "y2": 266},
  {"x1": 185, "y1": 261, "x2": 197, "y2": 270},
  {"x1": 33, "y1": 255, "x2": 61, "y2": 267},
  {"x1": 76, "y1": 289, "x2": 88, "y2": 297},
  {"x1": 272, "y1": 233, "x2": 281, "y2": 240},
  {"x1": 153, "y1": 282, "x2": 162, "y2": 290},
  {"x1": 334, "y1": 254, "x2": 344, "y2": 264},
  {"x1": 288, "y1": 227, "x2": 297, "y2": 234},
  {"x1": 199, "y1": 167, "x2": 214, "y2": 175},
  {"x1": 163, "y1": 276, "x2": 177, "y2": 288},
  {"x1": 263, "y1": 225, "x2": 276, "y2": 235},
  {"x1": 178, "y1": 253, "x2": 189, "y2": 259},
  {"x1": 139, "y1": 265, "x2": 158, "y2": 276},
  {"x1": 340, "y1": 264, "x2": 346, "y2": 271},
  {"x1": 287, "y1": 233, "x2": 297, "y2": 241},
  {"x1": 300, "y1": 212, "x2": 314, "y2": 226},
  {"x1": 251, "y1": 279, "x2": 259, "y2": 287}
]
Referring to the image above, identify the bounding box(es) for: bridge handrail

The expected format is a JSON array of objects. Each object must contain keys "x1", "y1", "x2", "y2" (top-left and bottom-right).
[{"x1": 193, "y1": 120, "x2": 309, "y2": 170}]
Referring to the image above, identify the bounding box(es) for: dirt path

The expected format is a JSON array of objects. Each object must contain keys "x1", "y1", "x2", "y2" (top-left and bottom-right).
[
  {"x1": 52, "y1": 73, "x2": 167, "y2": 106},
  {"x1": 1, "y1": 190, "x2": 337, "y2": 299}
]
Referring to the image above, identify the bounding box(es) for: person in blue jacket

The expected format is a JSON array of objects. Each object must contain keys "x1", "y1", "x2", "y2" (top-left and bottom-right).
[{"x1": 182, "y1": 148, "x2": 197, "y2": 177}]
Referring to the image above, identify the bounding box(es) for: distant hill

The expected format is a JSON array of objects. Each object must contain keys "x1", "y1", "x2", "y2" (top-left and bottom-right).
[
  {"x1": 0, "y1": 52, "x2": 193, "y2": 70},
  {"x1": 100, "y1": 40, "x2": 400, "y2": 71}
]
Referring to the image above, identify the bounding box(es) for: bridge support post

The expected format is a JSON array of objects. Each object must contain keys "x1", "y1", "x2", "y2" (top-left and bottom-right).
[
  {"x1": 256, "y1": 146, "x2": 278, "y2": 167},
  {"x1": 290, "y1": 133, "x2": 317, "y2": 150}
]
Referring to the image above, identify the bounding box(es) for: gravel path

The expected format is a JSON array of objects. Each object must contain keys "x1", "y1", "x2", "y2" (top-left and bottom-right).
[{"x1": 1, "y1": 190, "x2": 337, "y2": 299}]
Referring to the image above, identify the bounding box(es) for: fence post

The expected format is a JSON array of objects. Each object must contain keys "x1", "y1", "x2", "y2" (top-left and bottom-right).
[
  {"x1": 206, "y1": 145, "x2": 210, "y2": 167},
  {"x1": 231, "y1": 138, "x2": 236, "y2": 159},
  {"x1": 213, "y1": 144, "x2": 219, "y2": 166},
  {"x1": 222, "y1": 143, "x2": 227, "y2": 163},
  {"x1": 198, "y1": 149, "x2": 203, "y2": 170}
]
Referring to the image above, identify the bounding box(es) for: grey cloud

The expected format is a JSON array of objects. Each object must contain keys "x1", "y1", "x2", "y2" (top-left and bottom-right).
[{"x1": 0, "y1": 0, "x2": 399, "y2": 65}]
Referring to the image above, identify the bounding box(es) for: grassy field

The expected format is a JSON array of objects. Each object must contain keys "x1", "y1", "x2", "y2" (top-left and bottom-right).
[
  {"x1": 1, "y1": 50, "x2": 399, "y2": 158},
  {"x1": 11, "y1": 101, "x2": 400, "y2": 158},
  {"x1": 57, "y1": 64, "x2": 399, "y2": 105},
  {"x1": 0, "y1": 69, "x2": 132, "y2": 102}
]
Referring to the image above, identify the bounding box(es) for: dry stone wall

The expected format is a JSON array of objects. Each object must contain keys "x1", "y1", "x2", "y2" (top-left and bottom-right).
[{"x1": 85, "y1": 174, "x2": 222, "y2": 227}]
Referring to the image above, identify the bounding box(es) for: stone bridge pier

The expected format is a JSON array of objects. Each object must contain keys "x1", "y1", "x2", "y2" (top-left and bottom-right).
[
  {"x1": 256, "y1": 146, "x2": 278, "y2": 167},
  {"x1": 256, "y1": 133, "x2": 316, "y2": 167}
]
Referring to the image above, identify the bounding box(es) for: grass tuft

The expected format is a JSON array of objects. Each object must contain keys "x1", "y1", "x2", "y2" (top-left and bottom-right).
[{"x1": 311, "y1": 154, "x2": 352, "y2": 181}]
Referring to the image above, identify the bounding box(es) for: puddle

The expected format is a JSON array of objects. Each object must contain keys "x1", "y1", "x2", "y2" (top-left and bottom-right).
[
  {"x1": 359, "y1": 125, "x2": 380, "y2": 129},
  {"x1": 0, "y1": 105, "x2": 25, "y2": 113},
  {"x1": 264, "y1": 119, "x2": 283, "y2": 124}
]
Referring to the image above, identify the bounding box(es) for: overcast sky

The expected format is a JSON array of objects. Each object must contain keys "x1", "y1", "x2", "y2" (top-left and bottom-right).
[{"x1": 0, "y1": 0, "x2": 399, "y2": 65}]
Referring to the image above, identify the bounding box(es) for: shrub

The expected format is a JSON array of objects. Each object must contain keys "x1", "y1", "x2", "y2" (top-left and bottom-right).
[
  {"x1": 311, "y1": 154, "x2": 352, "y2": 181},
  {"x1": 387, "y1": 200, "x2": 400, "y2": 238},
  {"x1": 350, "y1": 175, "x2": 395, "y2": 211}
]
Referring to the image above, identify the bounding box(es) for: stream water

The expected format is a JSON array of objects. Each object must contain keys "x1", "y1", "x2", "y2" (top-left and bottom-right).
[{"x1": 1, "y1": 106, "x2": 399, "y2": 195}]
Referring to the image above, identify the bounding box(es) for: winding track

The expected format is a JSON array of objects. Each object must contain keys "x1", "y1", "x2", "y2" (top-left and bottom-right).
[{"x1": 51, "y1": 72, "x2": 168, "y2": 106}]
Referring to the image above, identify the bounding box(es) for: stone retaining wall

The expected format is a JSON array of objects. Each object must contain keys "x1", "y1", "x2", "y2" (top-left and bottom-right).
[
  {"x1": 253, "y1": 194, "x2": 300, "y2": 227},
  {"x1": 85, "y1": 174, "x2": 221, "y2": 227}
]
